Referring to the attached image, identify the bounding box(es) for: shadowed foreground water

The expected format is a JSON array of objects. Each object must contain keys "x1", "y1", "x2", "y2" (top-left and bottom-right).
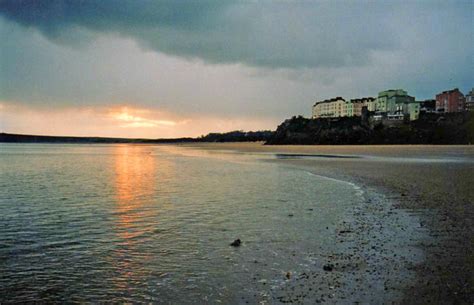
[{"x1": 0, "y1": 144, "x2": 363, "y2": 303}]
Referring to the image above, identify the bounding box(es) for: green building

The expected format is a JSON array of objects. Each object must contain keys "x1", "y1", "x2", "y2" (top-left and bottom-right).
[
  {"x1": 376, "y1": 89, "x2": 419, "y2": 120},
  {"x1": 376, "y1": 89, "x2": 415, "y2": 113},
  {"x1": 403, "y1": 102, "x2": 420, "y2": 121}
]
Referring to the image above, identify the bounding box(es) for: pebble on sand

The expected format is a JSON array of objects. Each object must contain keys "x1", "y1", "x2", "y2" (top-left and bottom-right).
[{"x1": 230, "y1": 239, "x2": 241, "y2": 247}]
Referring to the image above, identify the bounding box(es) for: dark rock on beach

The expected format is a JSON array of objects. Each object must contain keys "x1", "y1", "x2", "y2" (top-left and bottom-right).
[{"x1": 230, "y1": 239, "x2": 241, "y2": 247}]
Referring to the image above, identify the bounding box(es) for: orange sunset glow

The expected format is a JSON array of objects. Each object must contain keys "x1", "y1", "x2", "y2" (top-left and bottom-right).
[
  {"x1": 0, "y1": 102, "x2": 277, "y2": 138},
  {"x1": 110, "y1": 107, "x2": 179, "y2": 128}
]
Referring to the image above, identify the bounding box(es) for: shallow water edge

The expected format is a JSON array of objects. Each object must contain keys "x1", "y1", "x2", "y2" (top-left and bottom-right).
[{"x1": 262, "y1": 166, "x2": 428, "y2": 304}]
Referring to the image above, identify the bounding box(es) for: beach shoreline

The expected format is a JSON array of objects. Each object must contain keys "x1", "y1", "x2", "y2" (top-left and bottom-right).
[
  {"x1": 183, "y1": 142, "x2": 474, "y2": 304},
  {"x1": 268, "y1": 172, "x2": 427, "y2": 304}
]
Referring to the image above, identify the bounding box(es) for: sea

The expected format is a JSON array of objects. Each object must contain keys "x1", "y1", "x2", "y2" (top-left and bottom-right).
[{"x1": 0, "y1": 144, "x2": 365, "y2": 303}]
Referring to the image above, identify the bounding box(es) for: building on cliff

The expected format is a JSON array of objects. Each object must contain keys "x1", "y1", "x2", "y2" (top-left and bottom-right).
[
  {"x1": 465, "y1": 88, "x2": 474, "y2": 112},
  {"x1": 435, "y1": 88, "x2": 465, "y2": 113},
  {"x1": 402, "y1": 102, "x2": 421, "y2": 121},
  {"x1": 366, "y1": 98, "x2": 377, "y2": 112},
  {"x1": 312, "y1": 88, "x2": 469, "y2": 122},
  {"x1": 312, "y1": 97, "x2": 375, "y2": 119},
  {"x1": 375, "y1": 89, "x2": 419, "y2": 121},
  {"x1": 376, "y1": 89, "x2": 414, "y2": 112},
  {"x1": 350, "y1": 98, "x2": 376, "y2": 116},
  {"x1": 312, "y1": 97, "x2": 346, "y2": 118}
]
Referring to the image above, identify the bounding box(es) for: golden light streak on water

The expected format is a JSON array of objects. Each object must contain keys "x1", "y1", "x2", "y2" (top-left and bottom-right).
[
  {"x1": 115, "y1": 145, "x2": 156, "y2": 235},
  {"x1": 112, "y1": 145, "x2": 159, "y2": 294}
]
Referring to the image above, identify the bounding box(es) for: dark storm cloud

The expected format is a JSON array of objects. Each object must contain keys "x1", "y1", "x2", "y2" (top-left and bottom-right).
[
  {"x1": 0, "y1": 0, "x2": 400, "y2": 69},
  {"x1": 0, "y1": 1, "x2": 225, "y2": 32}
]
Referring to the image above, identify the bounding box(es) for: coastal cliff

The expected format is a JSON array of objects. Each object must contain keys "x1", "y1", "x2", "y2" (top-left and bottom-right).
[{"x1": 266, "y1": 112, "x2": 473, "y2": 145}]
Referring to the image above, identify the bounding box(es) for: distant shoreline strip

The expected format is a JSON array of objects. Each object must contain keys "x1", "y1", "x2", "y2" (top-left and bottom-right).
[{"x1": 274, "y1": 153, "x2": 361, "y2": 159}]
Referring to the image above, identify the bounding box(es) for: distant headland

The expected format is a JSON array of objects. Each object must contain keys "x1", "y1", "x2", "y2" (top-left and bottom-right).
[{"x1": 0, "y1": 130, "x2": 274, "y2": 144}]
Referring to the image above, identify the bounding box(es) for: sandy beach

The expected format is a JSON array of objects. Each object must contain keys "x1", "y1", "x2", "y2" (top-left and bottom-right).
[{"x1": 183, "y1": 143, "x2": 474, "y2": 304}]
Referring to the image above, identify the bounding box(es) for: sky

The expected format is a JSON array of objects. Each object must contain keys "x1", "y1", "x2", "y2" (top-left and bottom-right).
[{"x1": 0, "y1": 0, "x2": 472, "y2": 138}]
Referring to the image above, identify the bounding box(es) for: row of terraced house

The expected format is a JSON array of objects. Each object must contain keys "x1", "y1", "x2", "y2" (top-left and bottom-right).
[{"x1": 312, "y1": 88, "x2": 474, "y2": 121}]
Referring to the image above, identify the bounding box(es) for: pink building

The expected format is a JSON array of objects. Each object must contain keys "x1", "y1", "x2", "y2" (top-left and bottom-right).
[{"x1": 435, "y1": 88, "x2": 465, "y2": 113}]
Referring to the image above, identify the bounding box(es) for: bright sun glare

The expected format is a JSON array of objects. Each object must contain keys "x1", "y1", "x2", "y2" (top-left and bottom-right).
[{"x1": 111, "y1": 108, "x2": 177, "y2": 128}]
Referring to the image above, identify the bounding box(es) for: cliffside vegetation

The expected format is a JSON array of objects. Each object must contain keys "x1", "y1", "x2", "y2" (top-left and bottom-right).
[
  {"x1": 266, "y1": 112, "x2": 473, "y2": 145},
  {"x1": 198, "y1": 130, "x2": 274, "y2": 142}
]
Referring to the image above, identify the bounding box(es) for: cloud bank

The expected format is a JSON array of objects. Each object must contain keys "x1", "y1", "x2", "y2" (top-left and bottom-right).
[{"x1": 0, "y1": 1, "x2": 403, "y2": 69}]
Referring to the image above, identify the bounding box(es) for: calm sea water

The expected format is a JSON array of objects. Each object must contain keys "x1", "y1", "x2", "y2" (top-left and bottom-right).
[{"x1": 0, "y1": 144, "x2": 363, "y2": 303}]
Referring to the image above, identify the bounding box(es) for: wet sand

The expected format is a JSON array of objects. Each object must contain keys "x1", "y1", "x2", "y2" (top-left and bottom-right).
[{"x1": 183, "y1": 143, "x2": 474, "y2": 304}]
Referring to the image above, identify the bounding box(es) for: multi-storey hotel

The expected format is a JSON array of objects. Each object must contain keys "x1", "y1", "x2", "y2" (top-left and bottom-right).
[
  {"x1": 376, "y1": 89, "x2": 419, "y2": 121},
  {"x1": 351, "y1": 98, "x2": 376, "y2": 116},
  {"x1": 312, "y1": 97, "x2": 375, "y2": 119},
  {"x1": 312, "y1": 97, "x2": 345, "y2": 118},
  {"x1": 376, "y1": 89, "x2": 415, "y2": 113},
  {"x1": 435, "y1": 88, "x2": 465, "y2": 113}
]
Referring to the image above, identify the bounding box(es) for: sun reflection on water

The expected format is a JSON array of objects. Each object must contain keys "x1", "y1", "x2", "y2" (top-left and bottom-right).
[
  {"x1": 112, "y1": 145, "x2": 161, "y2": 295},
  {"x1": 114, "y1": 145, "x2": 156, "y2": 236}
]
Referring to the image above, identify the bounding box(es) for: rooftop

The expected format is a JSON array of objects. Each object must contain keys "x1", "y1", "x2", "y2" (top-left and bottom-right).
[
  {"x1": 378, "y1": 89, "x2": 408, "y2": 97},
  {"x1": 314, "y1": 97, "x2": 345, "y2": 105},
  {"x1": 436, "y1": 88, "x2": 463, "y2": 96},
  {"x1": 314, "y1": 96, "x2": 377, "y2": 106}
]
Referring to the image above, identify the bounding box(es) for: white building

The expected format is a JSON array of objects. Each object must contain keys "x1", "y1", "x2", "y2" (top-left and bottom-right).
[
  {"x1": 312, "y1": 97, "x2": 346, "y2": 119},
  {"x1": 312, "y1": 97, "x2": 374, "y2": 119}
]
